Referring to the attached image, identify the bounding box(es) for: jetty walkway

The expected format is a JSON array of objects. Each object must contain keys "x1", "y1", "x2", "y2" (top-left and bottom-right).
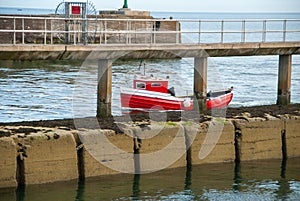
[{"x1": 0, "y1": 16, "x2": 300, "y2": 116}]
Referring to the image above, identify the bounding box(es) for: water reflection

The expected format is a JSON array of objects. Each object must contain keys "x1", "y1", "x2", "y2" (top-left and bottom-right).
[
  {"x1": 2, "y1": 158, "x2": 298, "y2": 200},
  {"x1": 132, "y1": 174, "x2": 141, "y2": 200}
]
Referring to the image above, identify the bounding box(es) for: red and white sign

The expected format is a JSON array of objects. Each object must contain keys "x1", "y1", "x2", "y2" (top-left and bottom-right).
[{"x1": 72, "y1": 6, "x2": 81, "y2": 15}]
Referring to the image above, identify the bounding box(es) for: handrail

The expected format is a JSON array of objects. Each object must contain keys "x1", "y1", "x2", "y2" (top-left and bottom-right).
[{"x1": 0, "y1": 15, "x2": 299, "y2": 45}]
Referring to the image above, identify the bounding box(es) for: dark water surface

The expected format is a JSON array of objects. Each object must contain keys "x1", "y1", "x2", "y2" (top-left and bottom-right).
[{"x1": 0, "y1": 158, "x2": 299, "y2": 201}]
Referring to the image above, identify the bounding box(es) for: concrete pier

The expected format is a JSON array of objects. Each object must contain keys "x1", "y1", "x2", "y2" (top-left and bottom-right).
[
  {"x1": 1, "y1": 107, "x2": 300, "y2": 188},
  {"x1": 97, "y1": 59, "x2": 113, "y2": 117},
  {"x1": 194, "y1": 57, "x2": 207, "y2": 112},
  {"x1": 277, "y1": 55, "x2": 292, "y2": 105}
]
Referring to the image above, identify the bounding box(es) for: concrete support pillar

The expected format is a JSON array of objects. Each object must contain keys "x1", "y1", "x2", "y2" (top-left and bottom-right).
[
  {"x1": 277, "y1": 55, "x2": 292, "y2": 105},
  {"x1": 194, "y1": 57, "x2": 207, "y2": 112},
  {"x1": 97, "y1": 59, "x2": 113, "y2": 117}
]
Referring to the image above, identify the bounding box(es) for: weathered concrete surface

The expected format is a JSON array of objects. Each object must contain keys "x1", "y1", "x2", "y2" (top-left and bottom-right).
[
  {"x1": 0, "y1": 112, "x2": 300, "y2": 187},
  {"x1": 0, "y1": 42, "x2": 299, "y2": 60},
  {"x1": 190, "y1": 119, "x2": 235, "y2": 165},
  {"x1": 128, "y1": 123, "x2": 187, "y2": 172},
  {"x1": 234, "y1": 116, "x2": 283, "y2": 161},
  {"x1": 0, "y1": 137, "x2": 17, "y2": 188},
  {"x1": 11, "y1": 127, "x2": 78, "y2": 185},
  {"x1": 284, "y1": 115, "x2": 300, "y2": 158},
  {"x1": 78, "y1": 129, "x2": 134, "y2": 176}
]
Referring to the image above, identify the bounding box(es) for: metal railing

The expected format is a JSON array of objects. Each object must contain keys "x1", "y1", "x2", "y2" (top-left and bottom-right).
[{"x1": 0, "y1": 16, "x2": 299, "y2": 45}]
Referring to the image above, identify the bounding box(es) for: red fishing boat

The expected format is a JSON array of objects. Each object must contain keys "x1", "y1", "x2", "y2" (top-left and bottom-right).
[{"x1": 120, "y1": 76, "x2": 233, "y2": 111}]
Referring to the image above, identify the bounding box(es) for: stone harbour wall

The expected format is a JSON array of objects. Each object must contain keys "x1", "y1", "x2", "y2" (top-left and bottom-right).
[
  {"x1": 0, "y1": 137, "x2": 17, "y2": 188},
  {"x1": 233, "y1": 116, "x2": 283, "y2": 161},
  {"x1": 0, "y1": 114, "x2": 300, "y2": 188}
]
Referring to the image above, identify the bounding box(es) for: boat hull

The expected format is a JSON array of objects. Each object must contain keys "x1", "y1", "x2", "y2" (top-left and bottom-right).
[
  {"x1": 206, "y1": 93, "x2": 233, "y2": 109},
  {"x1": 120, "y1": 88, "x2": 233, "y2": 111},
  {"x1": 120, "y1": 88, "x2": 193, "y2": 111}
]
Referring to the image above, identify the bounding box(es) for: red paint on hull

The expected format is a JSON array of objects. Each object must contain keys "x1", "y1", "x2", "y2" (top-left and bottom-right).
[
  {"x1": 120, "y1": 88, "x2": 233, "y2": 111},
  {"x1": 121, "y1": 94, "x2": 193, "y2": 111},
  {"x1": 206, "y1": 93, "x2": 233, "y2": 109}
]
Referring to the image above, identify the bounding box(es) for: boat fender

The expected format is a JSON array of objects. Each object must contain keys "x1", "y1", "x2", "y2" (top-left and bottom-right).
[{"x1": 183, "y1": 99, "x2": 191, "y2": 108}]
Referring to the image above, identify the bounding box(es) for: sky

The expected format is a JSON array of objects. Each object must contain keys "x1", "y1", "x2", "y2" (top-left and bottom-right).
[{"x1": 0, "y1": 0, "x2": 300, "y2": 12}]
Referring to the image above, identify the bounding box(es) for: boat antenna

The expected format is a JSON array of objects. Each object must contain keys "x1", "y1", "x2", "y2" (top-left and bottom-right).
[{"x1": 138, "y1": 59, "x2": 144, "y2": 71}]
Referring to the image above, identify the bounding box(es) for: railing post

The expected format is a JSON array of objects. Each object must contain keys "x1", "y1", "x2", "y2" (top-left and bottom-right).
[
  {"x1": 241, "y1": 20, "x2": 246, "y2": 43},
  {"x1": 104, "y1": 20, "x2": 107, "y2": 44},
  {"x1": 99, "y1": 20, "x2": 102, "y2": 44},
  {"x1": 283, "y1": 20, "x2": 287, "y2": 42},
  {"x1": 198, "y1": 20, "x2": 201, "y2": 44},
  {"x1": 153, "y1": 21, "x2": 156, "y2": 44},
  {"x1": 50, "y1": 19, "x2": 53, "y2": 45},
  {"x1": 126, "y1": 20, "x2": 129, "y2": 45},
  {"x1": 262, "y1": 20, "x2": 267, "y2": 42},
  {"x1": 73, "y1": 20, "x2": 76, "y2": 45},
  {"x1": 150, "y1": 21, "x2": 153, "y2": 44},
  {"x1": 44, "y1": 18, "x2": 47, "y2": 45},
  {"x1": 129, "y1": 21, "x2": 132, "y2": 44},
  {"x1": 22, "y1": 18, "x2": 24, "y2": 44},
  {"x1": 13, "y1": 17, "x2": 16, "y2": 45},
  {"x1": 176, "y1": 21, "x2": 180, "y2": 44},
  {"x1": 221, "y1": 20, "x2": 224, "y2": 43}
]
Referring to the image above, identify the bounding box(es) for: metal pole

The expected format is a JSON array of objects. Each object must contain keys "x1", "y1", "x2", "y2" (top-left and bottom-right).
[
  {"x1": 50, "y1": 19, "x2": 53, "y2": 44},
  {"x1": 44, "y1": 18, "x2": 47, "y2": 45},
  {"x1": 198, "y1": 20, "x2": 201, "y2": 44},
  {"x1": 13, "y1": 18, "x2": 16, "y2": 45},
  {"x1": 283, "y1": 20, "x2": 287, "y2": 42},
  {"x1": 221, "y1": 20, "x2": 224, "y2": 43},
  {"x1": 82, "y1": 2, "x2": 87, "y2": 45},
  {"x1": 22, "y1": 18, "x2": 24, "y2": 44},
  {"x1": 241, "y1": 20, "x2": 246, "y2": 43},
  {"x1": 262, "y1": 20, "x2": 267, "y2": 42},
  {"x1": 65, "y1": 2, "x2": 69, "y2": 44},
  {"x1": 123, "y1": 0, "x2": 128, "y2": 8}
]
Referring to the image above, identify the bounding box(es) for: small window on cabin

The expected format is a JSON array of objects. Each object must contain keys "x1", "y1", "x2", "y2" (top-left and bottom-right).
[
  {"x1": 136, "y1": 82, "x2": 146, "y2": 89},
  {"x1": 151, "y1": 83, "x2": 162, "y2": 87}
]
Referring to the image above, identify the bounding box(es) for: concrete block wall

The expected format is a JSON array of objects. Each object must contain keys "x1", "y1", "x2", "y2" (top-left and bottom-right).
[
  {"x1": 11, "y1": 129, "x2": 78, "y2": 185},
  {"x1": 285, "y1": 116, "x2": 300, "y2": 158},
  {"x1": 135, "y1": 123, "x2": 187, "y2": 172},
  {"x1": 190, "y1": 119, "x2": 235, "y2": 165},
  {"x1": 0, "y1": 114, "x2": 300, "y2": 188},
  {"x1": 233, "y1": 117, "x2": 283, "y2": 161},
  {"x1": 77, "y1": 129, "x2": 133, "y2": 177},
  {"x1": 0, "y1": 137, "x2": 17, "y2": 188}
]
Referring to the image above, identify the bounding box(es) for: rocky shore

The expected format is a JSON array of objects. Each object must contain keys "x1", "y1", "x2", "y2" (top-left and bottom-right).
[{"x1": 0, "y1": 104, "x2": 299, "y2": 188}]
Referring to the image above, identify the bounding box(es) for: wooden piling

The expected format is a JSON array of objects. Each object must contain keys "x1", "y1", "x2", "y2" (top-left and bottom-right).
[
  {"x1": 277, "y1": 55, "x2": 292, "y2": 105},
  {"x1": 97, "y1": 59, "x2": 113, "y2": 117},
  {"x1": 194, "y1": 57, "x2": 207, "y2": 112}
]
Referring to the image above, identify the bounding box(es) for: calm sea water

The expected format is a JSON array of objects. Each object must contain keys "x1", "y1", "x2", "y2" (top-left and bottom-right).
[{"x1": 0, "y1": 158, "x2": 299, "y2": 201}]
